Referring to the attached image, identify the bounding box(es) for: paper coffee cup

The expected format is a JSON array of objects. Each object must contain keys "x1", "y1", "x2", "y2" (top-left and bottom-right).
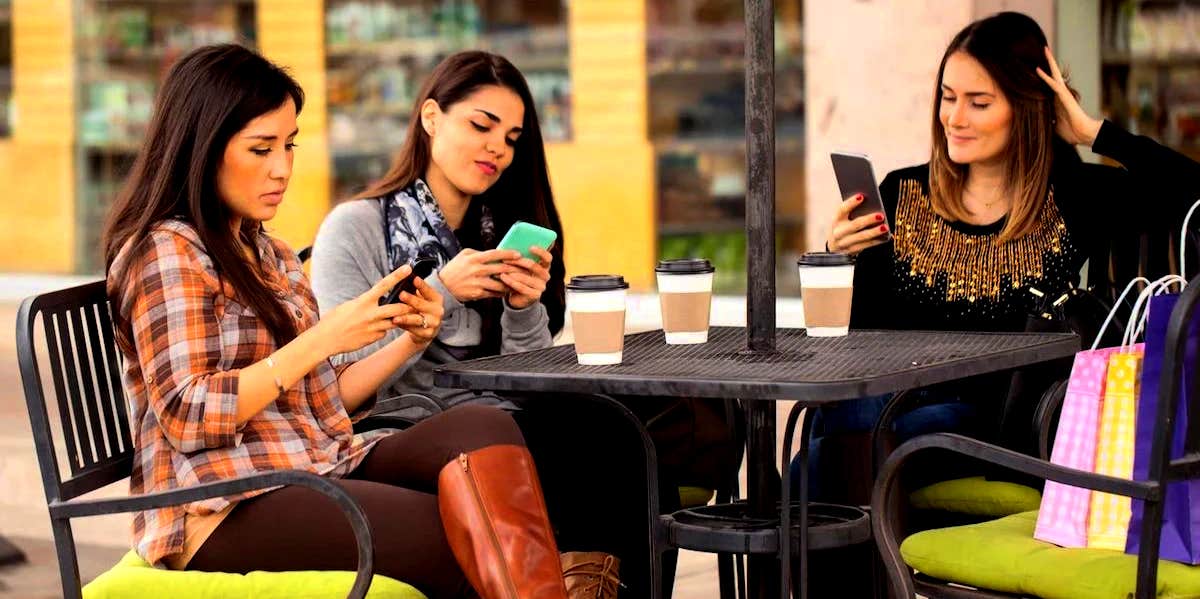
[
  {"x1": 567, "y1": 275, "x2": 629, "y2": 365},
  {"x1": 797, "y1": 253, "x2": 855, "y2": 337},
  {"x1": 656, "y1": 258, "x2": 715, "y2": 344}
]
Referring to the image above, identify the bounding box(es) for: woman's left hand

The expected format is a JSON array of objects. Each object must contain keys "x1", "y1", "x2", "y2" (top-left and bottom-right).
[
  {"x1": 499, "y1": 246, "x2": 553, "y2": 310},
  {"x1": 393, "y1": 274, "x2": 445, "y2": 346},
  {"x1": 1036, "y1": 46, "x2": 1103, "y2": 147}
]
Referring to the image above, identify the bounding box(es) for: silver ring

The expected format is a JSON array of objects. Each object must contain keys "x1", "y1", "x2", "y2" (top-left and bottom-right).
[{"x1": 419, "y1": 314, "x2": 429, "y2": 329}]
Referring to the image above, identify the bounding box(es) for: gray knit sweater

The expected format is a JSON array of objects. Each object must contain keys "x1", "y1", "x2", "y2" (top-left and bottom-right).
[{"x1": 309, "y1": 198, "x2": 552, "y2": 416}]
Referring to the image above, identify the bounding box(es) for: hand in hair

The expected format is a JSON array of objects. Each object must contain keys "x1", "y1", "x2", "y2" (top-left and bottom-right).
[
  {"x1": 827, "y1": 194, "x2": 889, "y2": 255},
  {"x1": 438, "y1": 248, "x2": 521, "y2": 302},
  {"x1": 391, "y1": 274, "x2": 445, "y2": 346},
  {"x1": 499, "y1": 246, "x2": 553, "y2": 309},
  {"x1": 310, "y1": 265, "x2": 416, "y2": 355},
  {"x1": 1036, "y1": 46, "x2": 1102, "y2": 147}
]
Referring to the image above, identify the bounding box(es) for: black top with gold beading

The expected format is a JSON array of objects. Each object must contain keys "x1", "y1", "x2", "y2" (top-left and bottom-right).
[{"x1": 850, "y1": 120, "x2": 1200, "y2": 333}]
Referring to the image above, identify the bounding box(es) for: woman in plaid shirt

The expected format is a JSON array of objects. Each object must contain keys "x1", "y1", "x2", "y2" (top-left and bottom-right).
[{"x1": 102, "y1": 44, "x2": 573, "y2": 599}]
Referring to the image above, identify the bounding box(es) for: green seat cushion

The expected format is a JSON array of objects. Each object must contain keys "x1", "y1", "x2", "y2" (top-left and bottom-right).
[
  {"x1": 83, "y1": 550, "x2": 428, "y2": 599},
  {"x1": 679, "y1": 486, "x2": 715, "y2": 509},
  {"x1": 909, "y1": 476, "x2": 1042, "y2": 517},
  {"x1": 901, "y1": 510, "x2": 1200, "y2": 599}
]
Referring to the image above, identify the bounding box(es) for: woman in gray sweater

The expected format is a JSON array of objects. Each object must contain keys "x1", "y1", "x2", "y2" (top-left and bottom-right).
[
  {"x1": 312, "y1": 51, "x2": 741, "y2": 597},
  {"x1": 312, "y1": 55, "x2": 564, "y2": 417},
  {"x1": 313, "y1": 51, "x2": 638, "y2": 597}
]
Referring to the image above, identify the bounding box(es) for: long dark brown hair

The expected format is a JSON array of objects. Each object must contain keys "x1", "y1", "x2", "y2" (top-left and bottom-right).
[
  {"x1": 929, "y1": 11, "x2": 1080, "y2": 243},
  {"x1": 358, "y1": 51, "x2": 566, "y2": 337},
  {"x1": 102, "y1": 44, "x2": 305, "y2": 345}
]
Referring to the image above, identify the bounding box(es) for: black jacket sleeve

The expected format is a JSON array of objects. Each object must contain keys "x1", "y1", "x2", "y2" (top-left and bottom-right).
[
  {"x1": 1088, "y1": 120, "x2": 1200, "y2": 234},
  {"x1": 848, "y1": 170, "x2": 901, "y2": 329}
]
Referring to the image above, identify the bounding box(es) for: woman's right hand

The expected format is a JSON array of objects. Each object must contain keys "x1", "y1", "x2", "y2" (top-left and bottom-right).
[
  {"x1": 436, "y1": 248, "x2": 521, "y2": 302},
  {"x1": 311, "y1": 265, "x2": 415, "y2": 356},
  {"x1": 827, "y1": 194, "x2": 890, "y2": 255}
]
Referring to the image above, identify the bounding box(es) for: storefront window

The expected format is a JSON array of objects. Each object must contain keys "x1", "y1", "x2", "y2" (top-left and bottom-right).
[
  {"x1": 648, "y1": 0, "x2": 804, "y2": 295},
  {"x1": 325, "y1": 0, "x2": 571, "y2": 201},
  {"x1": 1101, "y1": 0, "x2": 1200, "y2": 159},
  {"x1": 75, "y1": 0, "x2": 257, "y2": 273}
]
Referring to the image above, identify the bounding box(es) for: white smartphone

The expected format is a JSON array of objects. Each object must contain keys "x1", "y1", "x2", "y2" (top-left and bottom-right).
[{"x1": 830, "y1": 151, "x2": 892, "y2": 241}]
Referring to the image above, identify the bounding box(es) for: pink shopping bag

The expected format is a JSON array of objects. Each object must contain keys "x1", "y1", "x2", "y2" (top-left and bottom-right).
[{"x1": 1034, "y1": 346, "x2": 1123, "y2": 547}]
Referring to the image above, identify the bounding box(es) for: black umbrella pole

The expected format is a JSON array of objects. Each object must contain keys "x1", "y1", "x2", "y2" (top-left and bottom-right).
[{"x1": 745, "y1": 0, "x2": 776, "y2": 354}]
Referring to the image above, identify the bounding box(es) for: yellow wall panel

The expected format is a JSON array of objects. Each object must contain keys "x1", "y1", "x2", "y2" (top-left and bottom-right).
[
  {"x1": 256, "y1": 0, "x2": 330, "y2": 253},
  {"x1": 569, "y1": 1, "x2": 646, "y2": 142},
  {"x1": 546, "y1": 142, "x2": 655, "y2": 290},
  {"x1": 0, "y1": 0, "x2": 75, "y2": 273},
  {"x1": 555, "y1": 0, "x2": 655, "y2": 289}
]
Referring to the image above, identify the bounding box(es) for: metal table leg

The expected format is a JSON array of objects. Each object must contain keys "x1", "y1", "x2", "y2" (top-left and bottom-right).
[
  {"x1": 746, "y1": 401, "x2": 780, "y2": 598},
  {"x1": 781, "y1": 403, "x2": 816, "y2": 599}
]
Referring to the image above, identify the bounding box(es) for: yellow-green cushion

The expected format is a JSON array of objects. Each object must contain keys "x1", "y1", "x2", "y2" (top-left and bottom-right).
[
  {"x1": 901, "y1": 511, "x2": 1200, "y2": 599},
  {"x1": 909, "y1": 476, "x2": 1042, "y2": 517},
  {"x1": 83, "y1": 550, "x2": 427, "y2": 599},
  {"x1": 679, "y1": 486, "x2": 715, "y2": 509}
]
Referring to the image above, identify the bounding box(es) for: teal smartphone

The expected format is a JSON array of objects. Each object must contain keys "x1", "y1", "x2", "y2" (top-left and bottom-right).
[{"x1": 496, "y1": 221, "x2": 557, "y2": 261}]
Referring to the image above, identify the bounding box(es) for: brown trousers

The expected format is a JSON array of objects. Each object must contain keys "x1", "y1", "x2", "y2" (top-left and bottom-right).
[{"x1": 187, "y1": 404, "x2": 523, "y2": 599}]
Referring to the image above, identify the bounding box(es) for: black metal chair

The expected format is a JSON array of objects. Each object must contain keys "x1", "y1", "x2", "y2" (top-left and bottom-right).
[
  {"x1": 867, "y1": 224, "x2": 1192, "y2": 524},
  {"x1": 16, "y1": 280, "x2": 376, "y2": 599},
  {"x1": 872, "y1": 273, "x2": 1200, "y2": 598}
]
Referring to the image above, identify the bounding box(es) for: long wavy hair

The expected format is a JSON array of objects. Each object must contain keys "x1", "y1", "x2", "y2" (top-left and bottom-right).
[
  {"x1": 928, "y1": 11, "x2": 1080, "y2": 243},
  {"x1": 357, "y1": 51, "x2": 566, "y2": 337},
  {"x1": 103, "y1": 44, "x2": 305, "y2": 345}
]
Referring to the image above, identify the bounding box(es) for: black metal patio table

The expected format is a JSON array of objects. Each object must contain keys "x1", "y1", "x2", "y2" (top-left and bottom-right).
[{"x1": 435, "y1": 325, "x2": 1079, "y2": 598}]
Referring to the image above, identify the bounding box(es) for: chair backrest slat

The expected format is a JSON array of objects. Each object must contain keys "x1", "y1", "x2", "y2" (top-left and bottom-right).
[
  {"x1": 67, "y1": 306, "x2": 107, "y2": 469},
  {"x1": 19, "y1": 281, "x2": 134, "y2": 503},
  {"x1": 95, "y1": 303, "x2": 132, "y2": 453},
  {"x1": 42, "y1": 309, "x2": 88, "y2": 474}
]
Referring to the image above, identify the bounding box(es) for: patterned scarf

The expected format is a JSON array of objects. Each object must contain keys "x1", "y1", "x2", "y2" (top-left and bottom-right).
[
  {"x1": 382, "y1": 179, "x2": 500, "y2": 356},
  {"x1": 382, "y1": 179, "x2": 496, "y2": 269}
]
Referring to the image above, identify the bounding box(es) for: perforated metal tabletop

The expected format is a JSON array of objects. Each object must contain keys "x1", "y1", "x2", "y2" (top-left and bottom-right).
[{"x1": 434, "y1": 326, "x2": 1080, "y2": 402}]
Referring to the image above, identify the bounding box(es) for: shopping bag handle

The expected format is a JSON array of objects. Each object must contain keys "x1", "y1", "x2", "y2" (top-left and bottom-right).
[
  {"x1": 1122, "y1": 274, "x2": 1188, "y2": 350},
  {"x1": 1182, "y1": 198, "x2": 1200, "y2": 279},
  {"x1": 1093, "y1": 277, "x2": 1150, "y2": 351}
]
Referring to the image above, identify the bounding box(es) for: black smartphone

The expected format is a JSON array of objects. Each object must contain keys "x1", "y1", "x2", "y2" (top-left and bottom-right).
[
  {"x1": 830, "y1": 151, "x2": 892, "y2": 241},
  {"x1": 378, "y1": 257, "x2": 438, "y2": 306}
]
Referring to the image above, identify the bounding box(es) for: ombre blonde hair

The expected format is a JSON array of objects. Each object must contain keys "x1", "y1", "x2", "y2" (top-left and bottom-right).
[{"x1": 928, "y1": 12, "x2": 1079, "y2": 243}]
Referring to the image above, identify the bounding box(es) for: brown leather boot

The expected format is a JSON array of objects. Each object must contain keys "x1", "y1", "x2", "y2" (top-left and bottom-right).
[
  {"x1": 561, "y1": 552, "x2": 621, "y2": 599},
  {"x1": 438, "y1": 444, "x2": 568, "y2": 599}
]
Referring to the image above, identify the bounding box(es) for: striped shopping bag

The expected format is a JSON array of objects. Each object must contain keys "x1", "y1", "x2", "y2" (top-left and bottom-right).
[{"x1": 1086, "y1": 346, "x2": 1144, "y2": 550}]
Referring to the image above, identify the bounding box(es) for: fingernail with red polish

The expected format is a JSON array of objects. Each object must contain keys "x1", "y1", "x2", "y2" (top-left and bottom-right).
[
  {"x1": 880, "y1": 225, "x2": 889, "y2": 232},
  {"x1": 856, "y1": 194, "x2": 865, "y2": 202},
  {"x1": 875, "y1": 214, "x2": 883, "y2": 221}
]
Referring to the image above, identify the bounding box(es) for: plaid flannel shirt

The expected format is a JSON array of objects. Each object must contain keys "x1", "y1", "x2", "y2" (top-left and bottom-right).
[{"x1": 109, "y1": 220, "x2": 385, "y2": 566}]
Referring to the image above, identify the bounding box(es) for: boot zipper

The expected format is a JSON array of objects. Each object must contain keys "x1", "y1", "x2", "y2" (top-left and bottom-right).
[{"x1": 459, "y1": 453, "x2": 520, "y2": 599}]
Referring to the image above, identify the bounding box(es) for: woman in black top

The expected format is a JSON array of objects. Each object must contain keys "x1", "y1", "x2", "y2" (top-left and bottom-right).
[{"x1": 798, "y1": 11, "x2": 1200, "y2": 503}]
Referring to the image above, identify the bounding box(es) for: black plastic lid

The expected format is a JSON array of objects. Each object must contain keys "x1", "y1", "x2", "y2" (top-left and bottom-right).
[
  {"x1": 797, "y1": 252, "x2": 855, "y2": 267},
  {"x1": 567, "y1": 274, "x2": 630, "y2": 291},
  {"x1": 655, "y1": 258, "x2": 715, "y2": 274}
]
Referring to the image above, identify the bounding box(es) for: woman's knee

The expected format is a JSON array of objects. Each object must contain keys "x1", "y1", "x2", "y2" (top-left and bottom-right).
[{"x1": 444, "y1": 404, "x2": 525, "y2": 449}]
